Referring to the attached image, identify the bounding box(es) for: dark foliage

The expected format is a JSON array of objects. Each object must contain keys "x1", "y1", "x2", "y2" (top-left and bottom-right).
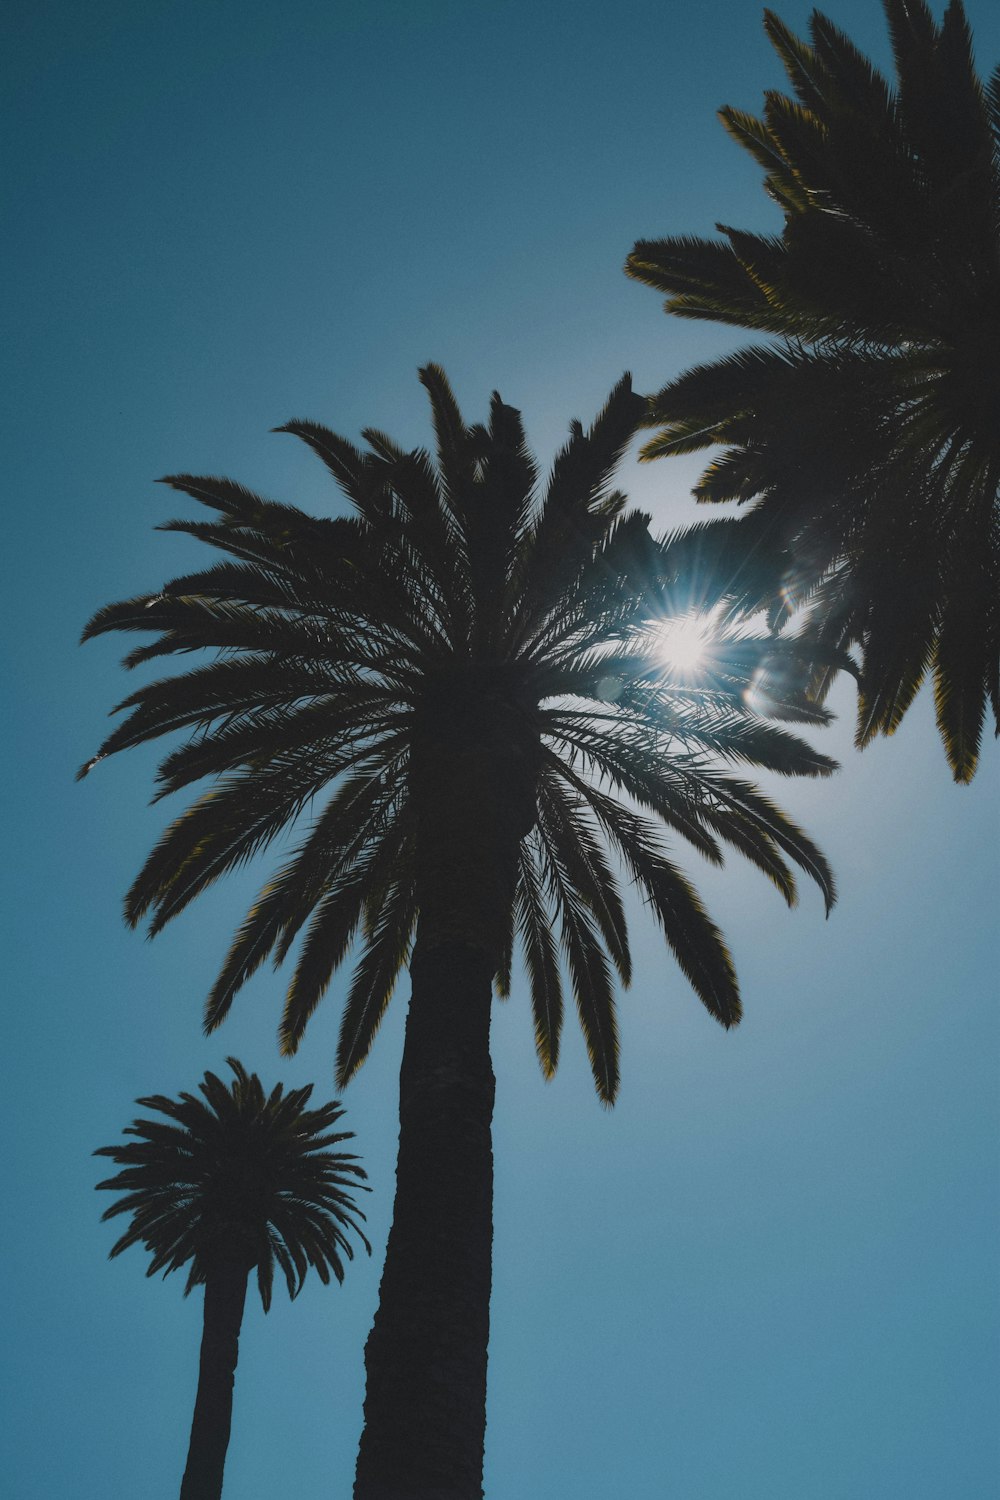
[
  {"x1": 96, "y1": 1059, "x2": 369, "y2": 1499},
  {"x1": 83, "y1": 367, "x2": 836, "y2": 1494},
  {"x1": 627, "y1": 0, "x2": 1000, "y2": 781},
  {"x1": 81, "y1": 368, "x2": 836, "y2": 1102}
]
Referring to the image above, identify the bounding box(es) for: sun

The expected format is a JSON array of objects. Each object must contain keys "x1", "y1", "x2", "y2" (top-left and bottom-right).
[{"x1": 652, "y1": 610, "x2": 715, "y2": 675}]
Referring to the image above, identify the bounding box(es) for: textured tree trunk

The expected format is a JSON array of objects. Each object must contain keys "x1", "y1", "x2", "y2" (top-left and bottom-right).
[
  {"x1": 179, "y1": 1261, "x2": 250, "y2": 1500},
  {"x1": 353, "y1": 702, "x2": 537, "y2": 1498},
  {"x1": 353, "y1": 937, "x2": 496, "y2": 1500}
]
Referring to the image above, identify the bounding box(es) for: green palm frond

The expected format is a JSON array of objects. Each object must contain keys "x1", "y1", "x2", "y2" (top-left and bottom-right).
[
  {"x1": 626, "y1": 234, "x2": 781, "y2": 329},
  {"x1": 627, "y1": 839, "x2": 741, "y2": 1030}
]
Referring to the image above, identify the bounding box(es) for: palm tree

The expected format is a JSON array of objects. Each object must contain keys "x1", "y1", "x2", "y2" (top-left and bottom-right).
[
  {"x1": 95, "y1": 1059, "x2": 370, "y2": 1500},
  {"x1": 626, "y1": 0, "x2": 1000, "y2": 782},
  {"x1": 80, "y1": 366, "x2": 837, "y2": 1498}
]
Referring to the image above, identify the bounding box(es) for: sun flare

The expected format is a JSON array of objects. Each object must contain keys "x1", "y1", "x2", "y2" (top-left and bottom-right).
[{"x1": 652, "y1": 611, "x2": 715, "y2": 674}]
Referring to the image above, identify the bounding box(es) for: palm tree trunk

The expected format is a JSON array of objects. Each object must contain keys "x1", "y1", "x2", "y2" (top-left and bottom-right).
[
  {"x1": 354, "y1": 727, "x2": 534, "y2": 1498},
  {"x1": 180, "y1": 1260, "x2": 250, "y2": 1500},
  {"x1": 353, "y1": 936, "x2": 496, "y2": 1500}
]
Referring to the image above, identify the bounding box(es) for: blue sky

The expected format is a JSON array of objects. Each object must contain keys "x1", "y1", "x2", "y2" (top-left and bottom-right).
[{"x1": 4, "y1": 1, "x2": 998, "y2": 1496}]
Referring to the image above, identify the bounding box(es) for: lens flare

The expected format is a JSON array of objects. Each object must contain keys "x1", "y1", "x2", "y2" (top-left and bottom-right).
[{"x1": 653, "y1": 611, "x2": 715, "y2": 675}]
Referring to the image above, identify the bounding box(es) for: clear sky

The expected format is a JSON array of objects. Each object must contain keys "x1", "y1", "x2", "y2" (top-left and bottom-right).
[{"x1": 4, "y1": 2, "x2": 998, "y2": 1496}]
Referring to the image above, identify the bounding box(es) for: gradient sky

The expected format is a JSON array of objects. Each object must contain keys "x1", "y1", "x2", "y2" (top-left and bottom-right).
[{"x1": 4, "y1": 2, "x2": 999, "y2": 1497}]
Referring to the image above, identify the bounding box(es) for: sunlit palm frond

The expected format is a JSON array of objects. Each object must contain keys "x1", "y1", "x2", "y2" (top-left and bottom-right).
[
  {"x1": 627, "y1": 0, "x2": 999, "y2": 780},
  {"x1": 82, "y1": 368, "x2": 836, "y2": 1102}
]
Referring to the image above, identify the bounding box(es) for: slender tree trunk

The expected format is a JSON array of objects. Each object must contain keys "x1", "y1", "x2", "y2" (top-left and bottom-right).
[
  {"x1": 180, "y1": 1261, "x2": 250, "y2": 1500},
  {"x1": 353, "y1": 937, "x2": 496, "y2": 1500},
  {"x1": 354, "y1": 706, "x2": 537, "y2": 1498}
]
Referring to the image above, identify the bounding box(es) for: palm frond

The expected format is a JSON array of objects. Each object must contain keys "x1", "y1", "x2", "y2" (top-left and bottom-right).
[
  {"x1": 537, "y1": 770, "x2": 631, "y2": 985},
  {"x1": 630, "y1": 845, "x2": 741, "y2": 1029},
  {"x1": 628, "y1": 0, "x2": 999, "y2": 779},
  {"x1": 543, "y1": 844, "x2": 620, "y2": 1105},
  {"x1": 82, "y1": 367, "x2": 838, "y2": 1103},
  {"x1": 516, "y1": 837, "x2": 564, "y2": 1078},
  {"x1": 334, "y1": 878, "x2": 417, "y2": 1088},
  {"x1": 95, "y1": 1060, "x2": 370, "y2": 1310}
]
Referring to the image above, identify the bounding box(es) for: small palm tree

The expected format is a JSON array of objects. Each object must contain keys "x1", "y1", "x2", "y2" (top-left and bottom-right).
[
  {"x1": 626, "y1": 0, "x2": 1000, "y2": 782},
  {"x1": 81, "y1": 367, "x2": 836, "y2": 1496},
  {"x1": 95, "y1": 1059, "x2": 370, "y2": 1500}
]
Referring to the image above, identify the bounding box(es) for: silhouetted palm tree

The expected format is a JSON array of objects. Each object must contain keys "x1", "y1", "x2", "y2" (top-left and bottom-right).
[
  {"x1": 627, "y1": 0, "x2": 1000, "y2": 782},
  {"x1": 95, "y1": 1059, "x2": 369, "y2": 1500},
  {"x1": 81, "y1": 367, "x2": 836, "y2": 1497}
]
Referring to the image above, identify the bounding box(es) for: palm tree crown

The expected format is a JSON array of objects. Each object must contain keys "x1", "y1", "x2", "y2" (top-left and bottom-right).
[
  {"x1": 80, "y1": 366, "x2": 836, "y2": 1104},
  {"x1": 626, "y1": 0, "x2": 1000, "y2": 782},
  {"x1": 95, "y1": 1058, "x2": 370, "y2": 1308}
]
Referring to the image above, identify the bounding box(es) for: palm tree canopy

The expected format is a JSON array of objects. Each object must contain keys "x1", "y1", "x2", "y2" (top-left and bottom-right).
[
  {"x1": 80, "y1": 366, "x2": 837, "y2": 1104},
  {"x1": 95, "y1": 1058, "x2": 370, "y2": 1311},
  {"x1": 626, "y1": 0, "x2": 1000, "y2": 782}
]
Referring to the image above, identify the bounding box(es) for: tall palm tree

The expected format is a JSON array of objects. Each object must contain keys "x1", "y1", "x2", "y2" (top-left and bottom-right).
[
  {"x1": 80, "y1": 366, "x2": 837, "y2": 1498},
  {"x1": 95, "y1": 1059, "x2": 369, "y2": 1500},
  {"x1": 626, "y1": 0, "x2": 1000, "y2": 782}
]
